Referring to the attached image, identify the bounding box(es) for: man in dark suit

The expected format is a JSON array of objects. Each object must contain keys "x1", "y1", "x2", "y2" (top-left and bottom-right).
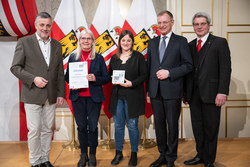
[
  {"x1": 147, "y1": 10, "x2": 193, "y2": 167},
  {"x1": 183, "y1": 12, "x2": 231, "y2": 167},
  {"x1": 10, "y1": 12, "x2": 65, "y2": 167}
]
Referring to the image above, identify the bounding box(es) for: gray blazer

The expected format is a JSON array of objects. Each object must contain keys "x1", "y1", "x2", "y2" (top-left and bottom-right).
[{"x1": 10, "y1": 34, "x2": 65, "y2": 105}]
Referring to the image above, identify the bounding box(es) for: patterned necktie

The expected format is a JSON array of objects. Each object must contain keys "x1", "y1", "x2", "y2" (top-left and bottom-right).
[
  {"x1": 159, "y1": 36, "x2": 167, "y2": 62},
  {"x1": 197, "y1": 39, "x2": 202, "y2": 52}
]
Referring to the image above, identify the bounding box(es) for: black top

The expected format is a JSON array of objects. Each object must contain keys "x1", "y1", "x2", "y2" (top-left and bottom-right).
[
  {"x1": 117, "y1": 63, "x2": 127, "y2": 100},
  {"x1": 108, "y1": 51, "x2": 148, "y2": 118}
]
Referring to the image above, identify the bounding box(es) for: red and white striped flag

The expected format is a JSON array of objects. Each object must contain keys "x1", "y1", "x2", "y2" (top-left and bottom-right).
[
  {"x1": 90, "y1": 0, "x2": 124, "y2": 118},
  {"x1": 0, "y1": 0, "x2": 38, "y2": 141},
  {"x1": 0, "y1": 0, "x2": 37, "y2": 37},
  {"x1": 51, "y1": 0, "x2": 88, "y2": 113},
  {"x1": 122, "y1": 0, "x2": 160, "y2": 118}
]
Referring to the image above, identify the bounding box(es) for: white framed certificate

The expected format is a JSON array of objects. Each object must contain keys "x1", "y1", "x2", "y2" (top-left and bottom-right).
[
  {"x1": 69, "y1": 62, "x2": 88, "y2": 88},
  {"x1": 112, "y1": 70, "x2": 125, "y2": 84}
]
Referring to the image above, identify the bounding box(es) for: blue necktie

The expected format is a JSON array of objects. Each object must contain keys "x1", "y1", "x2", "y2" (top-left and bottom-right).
[{"x1": 159, "y1": 36, "x2": 167, "y2": 63}]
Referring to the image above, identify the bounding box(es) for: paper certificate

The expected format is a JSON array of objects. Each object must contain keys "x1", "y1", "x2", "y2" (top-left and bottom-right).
[
  {"x1": 112, "y1": 70, "x2": 125, "y2": 84},
  {"x1": 69, "y1": 62, "x2": 88, "y2": 89}
]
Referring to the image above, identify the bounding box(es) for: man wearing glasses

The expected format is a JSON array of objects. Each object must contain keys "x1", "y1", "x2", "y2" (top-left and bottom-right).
[
  {"x1": 147, "y1": 10, "x2": 193, "y2": 167},
  {"x1": 183, "y1": 12, "x2": 231, "y2": 167}
]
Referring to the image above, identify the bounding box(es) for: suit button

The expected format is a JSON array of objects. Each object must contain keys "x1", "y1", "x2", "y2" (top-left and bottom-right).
[
  {"x1": 159, "y1": 66, "x2": 162, "y2": 69},
  {"x1": 195, "y1": 68, "x2": 198, "y2": 71}
]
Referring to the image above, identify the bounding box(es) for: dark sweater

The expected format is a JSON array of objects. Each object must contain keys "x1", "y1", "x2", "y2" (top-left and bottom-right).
[{"x1": 108, "y1": 51, "x2": 148, "y2": 118}]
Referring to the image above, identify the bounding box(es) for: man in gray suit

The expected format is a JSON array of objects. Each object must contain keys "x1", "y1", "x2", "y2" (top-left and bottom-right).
[
  {"x1": 10, "y1": 12, "x2": 65, "y2": 167},
  {"x1": 147, "y1": 10, "x2": 193, "y2": 167}
]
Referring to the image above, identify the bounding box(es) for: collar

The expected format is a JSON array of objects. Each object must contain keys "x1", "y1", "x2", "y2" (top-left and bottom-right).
[
  {"x1": 197, "y1": 33, "x2": 209, "y2": 43},
  {"x1": 161, "y1": 31, "x2": 172, "y2": 39},
  {"x1": 35, "y1": 32, "x2": 51, "y2": 44}
]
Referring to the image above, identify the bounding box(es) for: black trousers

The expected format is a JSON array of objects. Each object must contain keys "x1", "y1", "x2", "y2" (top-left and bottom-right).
[
  {"x1": 189, "y1": 88, "x2": 221, "y2": 163},
  {"x1": 151, "y1": 93, "x2": 181, "y2": 162},
  {"x1": 72, "y1": 97, "x2": 101, "y2": 155}
]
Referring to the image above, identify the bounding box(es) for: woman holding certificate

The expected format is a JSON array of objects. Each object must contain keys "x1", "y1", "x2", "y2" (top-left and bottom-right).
[
  {"x1": 65, "y1": 29, "x2": 110, "y2": 167},
  {"x1": 109, "y1": 30, "x2": 148, "y2": 166}
]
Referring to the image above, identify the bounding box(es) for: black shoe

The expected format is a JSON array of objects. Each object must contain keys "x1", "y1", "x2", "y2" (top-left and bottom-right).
[
  {"x1": 31, "y1": 165, "x2": 39, "y2": 167},
  {"x1": 184, "y1": 155, "x2": 204, "y2": 165},
  {"x1": 205, "y1": 163, "x2": 214, "y2": 167},
  {"x1": 167, "y1": 161, "x2": 175, "y2": 167},
  {"x1": 78, "y1": 153, "x2": 89, "y2": 167},
  {"x1": 40, "y1": 161, "x2": 53, "y2": 167},
  {"x1": 128, "y1": 152, "x2": 137, "y2": 166},
  {"x1": 88, "y1": 154, "x2": 96, "y2": 167},
  {"x1": 150, "y1": 156, "x2": 166, "y2": 167},
  {"x1": 111, "y1": 150, "x2": 123, "y2": 165}
]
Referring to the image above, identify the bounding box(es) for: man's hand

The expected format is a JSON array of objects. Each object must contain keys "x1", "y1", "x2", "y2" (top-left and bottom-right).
[
  {"x1": 156, "y1": 69, "x2": 169, "y2": 80},
  {"x1": 56, "y1": 97, "x2": 64, "y2": 106},
  {"x1": 34, "y1": 77, "x2": 48, "y2": 88},
  {"x1": 182, "y1": 97, "x2": 188, "y2": 105},
  {"x1": 146, "y1": 92, "x2": 151, "y2": 103},
  {"x1": 215, "y1": 94, "x2": 227, "y2": 106}
]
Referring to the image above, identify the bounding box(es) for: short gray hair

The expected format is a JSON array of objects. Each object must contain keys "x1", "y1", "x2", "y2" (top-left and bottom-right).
[
  {"x1": 35, "y1": 12, "x2": 52, "y2": 25},
  {"x1": 192, "y1": 12, "x2": 211, "y2": 25},
  {"x1": 75, "y1": 29, "x2": 96, "y2": 60}
]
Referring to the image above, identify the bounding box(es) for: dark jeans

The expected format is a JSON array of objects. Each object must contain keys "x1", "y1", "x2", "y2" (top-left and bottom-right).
[{"x1": 72, "y1": 97, "x2": 101, "y2": 155}]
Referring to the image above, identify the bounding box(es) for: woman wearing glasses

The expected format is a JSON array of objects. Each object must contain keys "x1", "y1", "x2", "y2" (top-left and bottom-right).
[{"x1": 65, "y1": 29, "x2": 110, "y2": 167}]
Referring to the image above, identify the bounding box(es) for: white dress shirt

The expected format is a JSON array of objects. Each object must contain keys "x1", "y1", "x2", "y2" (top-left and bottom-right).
[{"x1": 35, "y1": 33, "x2": 51, "y2": 66}]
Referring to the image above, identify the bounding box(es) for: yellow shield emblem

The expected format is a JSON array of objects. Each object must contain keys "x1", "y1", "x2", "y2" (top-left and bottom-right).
[
  {"x1": 59, "y1": 30, "x2": 78, "y2": 59},
  {"x1": 134, "y1": 29, "x2": 150, "y2": 53},
  {"x1": 95, "y1": 30, "x2": 115, "y2": 54}
]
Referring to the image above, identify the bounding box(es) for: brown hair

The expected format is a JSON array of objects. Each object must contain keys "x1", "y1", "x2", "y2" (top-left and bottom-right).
[{"x1": 115, "y1": 30, "x2": 134, "y2": 59}]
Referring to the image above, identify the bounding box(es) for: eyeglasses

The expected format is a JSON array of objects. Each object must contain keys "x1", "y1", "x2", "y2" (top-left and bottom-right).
[
  {"x1": 193, "y1": 22, "x2": 208, "y2": 27},
  {"x1": 80, "y1": 37, "x2": 92, "y2": 41}
]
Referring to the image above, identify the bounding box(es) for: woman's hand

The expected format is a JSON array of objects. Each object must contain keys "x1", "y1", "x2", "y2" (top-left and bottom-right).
[
  {"x1": 120, "y1": 78, "x2": 132, "y2": 87},
  {"x1": 87, "y1": 74, "x2": 96, "y2": 81},
  {"x1": 71, "y1": 86, "x2": 80, "y2": 90}
]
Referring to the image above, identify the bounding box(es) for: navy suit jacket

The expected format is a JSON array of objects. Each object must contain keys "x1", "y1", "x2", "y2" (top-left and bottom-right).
[
  {"x1": 147, "y1": 33, "x2": 193, "y2": 99},
  {"x1": 65, "y1": 53, "x2": 110, "y2": 103}
]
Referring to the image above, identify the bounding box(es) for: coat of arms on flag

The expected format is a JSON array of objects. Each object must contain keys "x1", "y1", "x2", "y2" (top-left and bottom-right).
[
  {"x1": 90, "y1": 0, "x2": 124, "y2": 118},
  {"x1": 51, "y1": 0, "x2": 89, "y2": 113},
  {"x1": 121, "y1": 0, "x2": 160, "y2": 118}
]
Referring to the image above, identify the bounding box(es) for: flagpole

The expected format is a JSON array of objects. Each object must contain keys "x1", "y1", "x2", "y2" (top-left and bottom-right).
[
  {"x1": 100, "y1": 118, "x2": 115, "y2": 149},
  {"x1": 139, "y1": 115, "x2": 156, "y2": 149},
  {"x1": 62, "y1": 115, "x2": 79, "y2": 151}
]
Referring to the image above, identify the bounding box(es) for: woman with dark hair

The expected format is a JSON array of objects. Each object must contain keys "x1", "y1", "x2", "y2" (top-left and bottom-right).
[
  {"x1": 65, "y1": 29, "x2": 110, "y2": 167},
  {"x1": 109, "y1": 30, "x2": 148, "y2": 166}
]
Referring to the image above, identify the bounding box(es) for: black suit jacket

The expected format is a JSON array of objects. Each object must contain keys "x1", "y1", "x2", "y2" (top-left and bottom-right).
[
  {"x1": 184, "y1": 34, "x2": 231, "y2": 103},
  {"x1": 65, "y1": 53, "x2": 110, "y2": 103},
  {"x1": 147, "y1": 33, "x2": 193, "y2": 99}
]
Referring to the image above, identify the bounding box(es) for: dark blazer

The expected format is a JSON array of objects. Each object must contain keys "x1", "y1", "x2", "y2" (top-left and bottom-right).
[
  {"x1": 108, "y1": 51, "x2": 147, "y2": 118},
  {"x1": 147, "y1": 33, "x2": 193, "y2": 99},
  {"x1": 65, "y1": 53, "x2": 110, "y2": 103},
  {"x1": 10, "y1": 34, "x2": 65, "y2": 105},
  {"x1": 184, "y1": 34, "x2": 231, "y2": 103}
]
